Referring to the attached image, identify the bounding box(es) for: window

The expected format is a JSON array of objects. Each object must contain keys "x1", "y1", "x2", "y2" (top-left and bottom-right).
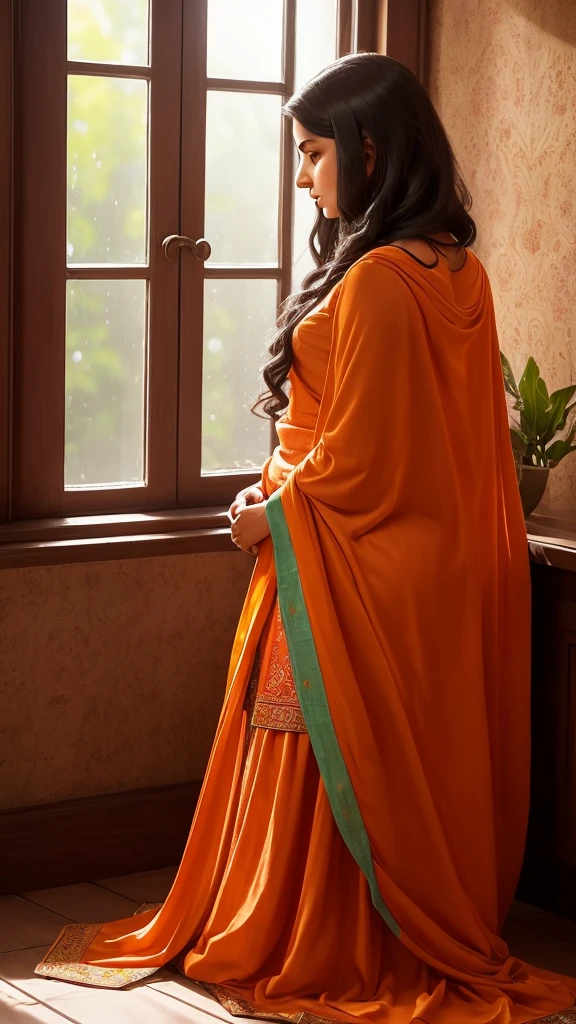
[{"x1": 0, "y1": 0, "x2": 426, "y2": 566}]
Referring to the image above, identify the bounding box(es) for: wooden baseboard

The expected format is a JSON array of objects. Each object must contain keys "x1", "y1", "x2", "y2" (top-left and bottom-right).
[{"x1": 0, "y1": 781, "x2": 201, "y2": 894}]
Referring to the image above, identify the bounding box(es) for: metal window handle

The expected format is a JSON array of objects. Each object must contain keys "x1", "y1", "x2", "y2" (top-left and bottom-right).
[{"x1": 162, "y1": 235, "x2": 212, "y2": 263}]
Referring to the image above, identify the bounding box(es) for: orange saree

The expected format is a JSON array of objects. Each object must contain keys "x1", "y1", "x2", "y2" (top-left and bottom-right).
[{"x1": 36, "y1": 246, "x2": 576, "y2": 1024}]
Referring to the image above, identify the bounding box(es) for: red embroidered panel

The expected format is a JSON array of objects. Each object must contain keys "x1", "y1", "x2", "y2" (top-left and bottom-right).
[{"x1": 251, "y1": 600, "x2": 307, "y2": 734}]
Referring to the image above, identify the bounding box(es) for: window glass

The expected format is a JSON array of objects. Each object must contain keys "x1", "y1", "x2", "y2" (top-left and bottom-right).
[
  {"x1": 205, "y1": 91, "x2": 281, "y2": 266},
  {"x1": 202, "y1": 279, "x2": 276, "y2": 473},
  {"x1": 207, "y1": 0, "x2": 283, "y2": 82},
  {"x1": 68, "y1": 0, "x2": 150, "y2": 66},
  {"x1": 67, "y1": 75, "x2": 149, "y2": 266},
  {"x1": 65, "y1": 280, "x2": 148, "y2": 489},
  {"x1": 292, "y1": 0, "x2": 338, "y2": 290}
]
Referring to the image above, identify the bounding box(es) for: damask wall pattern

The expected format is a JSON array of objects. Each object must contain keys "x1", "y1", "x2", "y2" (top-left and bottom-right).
[{"x1": 428, "y1": 0, "x2": 576, "y2": 516}]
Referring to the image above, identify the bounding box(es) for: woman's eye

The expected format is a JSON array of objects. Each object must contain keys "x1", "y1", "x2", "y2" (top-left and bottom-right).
[{"x1": 308, "y1": 152, "x2": 319, "y2": 163}]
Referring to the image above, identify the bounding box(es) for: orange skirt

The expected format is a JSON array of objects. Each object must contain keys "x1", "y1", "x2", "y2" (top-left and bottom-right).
[
  {"x1": 36, "y1": 584, "x2": 576, "y2": 1023},
  {"x1": 176, "y1": 597, "x2": 428, "y2": 1022}
]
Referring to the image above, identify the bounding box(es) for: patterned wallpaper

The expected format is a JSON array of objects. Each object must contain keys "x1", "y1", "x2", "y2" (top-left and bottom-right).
[
  {"x1": 0, "y1": 551, "x2": 254, "y2": 809},
  {"x1": 427, "y1": 0, "x2": 576, "y2": 517}
]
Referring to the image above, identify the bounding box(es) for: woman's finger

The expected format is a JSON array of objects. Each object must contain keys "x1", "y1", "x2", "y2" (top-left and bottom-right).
[
  {"x1": 246, "y1": 489, "x2": 264, "y2": 504},
  {"x1": 229, "y1": 499, "x2": 246, "y2": 519}
]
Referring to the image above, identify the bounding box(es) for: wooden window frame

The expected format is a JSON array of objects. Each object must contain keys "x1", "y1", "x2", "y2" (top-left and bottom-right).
[{"x1": 0, "y1": 0, "x2": 427, "y2": 569}]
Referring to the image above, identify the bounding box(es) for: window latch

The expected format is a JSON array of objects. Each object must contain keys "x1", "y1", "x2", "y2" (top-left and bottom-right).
[{"x1": 162, "y1": 235, "x2": 212, "y2": 263}]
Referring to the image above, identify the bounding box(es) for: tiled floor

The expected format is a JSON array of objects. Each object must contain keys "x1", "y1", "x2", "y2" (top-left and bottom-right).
[{"x1": 0, "y1": 869, "x2": 574, "y2": 1023}]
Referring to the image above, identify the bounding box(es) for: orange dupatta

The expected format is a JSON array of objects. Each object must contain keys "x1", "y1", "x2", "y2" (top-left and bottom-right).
[{"x1": 264, "y1": 248, "x2": 576, "y2": 1018}]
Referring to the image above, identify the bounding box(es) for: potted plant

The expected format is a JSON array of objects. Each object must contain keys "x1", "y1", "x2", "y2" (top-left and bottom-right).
[{"x1": 500, "y1": 352, "x2": 576, "y2": 516}]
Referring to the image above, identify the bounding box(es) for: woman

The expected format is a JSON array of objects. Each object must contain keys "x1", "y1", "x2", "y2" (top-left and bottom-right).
[{"x1": 36, "y1": 54, "x2": 576, "y2": 1024}]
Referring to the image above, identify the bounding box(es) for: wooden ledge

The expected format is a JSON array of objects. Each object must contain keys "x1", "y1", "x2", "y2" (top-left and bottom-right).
[
  {"x1": 526, "y1": 511, "x2": 576, "y2": 572},
  {"x1": 0, "y1": 507, "x2": 237, "y2": 569},
  {"x1": 5, "y1": 505, "x2": 574, "y2": 573}
]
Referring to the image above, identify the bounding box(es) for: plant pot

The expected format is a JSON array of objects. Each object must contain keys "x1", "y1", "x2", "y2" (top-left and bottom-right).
[{"x1": 518, "y1": 465, "x2": 550, "y2": 516}]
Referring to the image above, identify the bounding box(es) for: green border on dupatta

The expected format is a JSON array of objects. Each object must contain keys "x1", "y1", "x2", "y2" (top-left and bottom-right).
[{"x1": 266, "y1": 489, "x2": 400, "y2": 938}]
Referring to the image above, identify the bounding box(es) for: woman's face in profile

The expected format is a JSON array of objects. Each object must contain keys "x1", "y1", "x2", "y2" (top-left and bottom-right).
[
  {"x1": 293, "y1": 118, "x2": 340, "y2": 219},
  {"x1": 292, "y1": 118, "x2": 376, "y2": 221}
]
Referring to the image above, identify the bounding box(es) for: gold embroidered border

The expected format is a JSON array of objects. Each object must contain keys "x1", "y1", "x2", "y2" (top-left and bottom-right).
[
  {"x1": 201, "y1": 982, "x2": 340, "y2": 1024},
  {"x1": 251, "y1": 699, "x2": 307, "y2": 733},
  {"x1": 34, "y1": 906, "x2": 170, "y2": 988},
  {"x1": 35, "y1": 960, "x2": 159, "y2": 987},
  {"x1": 40, "y1": 922, "x2": 101, "y2": 965},
  {"x1": 202, "y1": 986, "x2": 576, "y2": 1024},
  {"x1": 532, "y1": 1011, "x2": 576, "y2": 1024},
  {"x1": 34, "y1": 922, "x2": 160, "y2": 988}
]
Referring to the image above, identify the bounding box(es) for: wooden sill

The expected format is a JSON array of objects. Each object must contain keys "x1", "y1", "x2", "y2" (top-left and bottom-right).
[
  {"x1": 6, "y1": 505, "x2": 572, "y2": 573},
  {"x1": 0, "y1": 507, "x2": 237, "y2": 569},
  {"x1": 526, "y1": 510, "x2": 576, "y2": 572}
]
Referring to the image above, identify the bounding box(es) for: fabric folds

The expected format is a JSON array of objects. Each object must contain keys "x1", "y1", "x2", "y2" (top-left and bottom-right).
[{"x1": 35, "y1": 246, "x2": 576, "y2": 1024}]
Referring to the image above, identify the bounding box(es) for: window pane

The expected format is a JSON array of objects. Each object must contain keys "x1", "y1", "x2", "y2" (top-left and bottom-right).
[
  {"x1": 65, "y1": 280, "x2": 147, "y2": 489},
  {"x1": 68, "y1": 0, "x2": 150, "y2": 66},
  {"x1": 294, "y1": 0, "x2": 338, "y2": 92},
  {"x1": 67, "y1": 75, "x2": 149, "y2": 266},
  {"x1": 292, "y1": 0, "x2": 338, "y2": 290},
  {"x1": 202, "y1": 279, "x2": 276, "y2": 473},
  {"x1": 205, "y1": 92, "x2": 281, "y2": 266},
  {"x1": 207, "y1": 0, "x2": 283, "y2": 82}
]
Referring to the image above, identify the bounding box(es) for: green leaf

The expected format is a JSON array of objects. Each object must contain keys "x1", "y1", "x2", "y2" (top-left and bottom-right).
[
  {"x1": 500, "y1": 351, "x2": 522, "y2": 403},
  {"x1": 540, "y1": 386, "x2": 576, "y2": 444},
  {"x1": 518, "y1": 357, "x2": 540, "y2": 437},
  {"x1": 544, "y1": 439, "x2": 576, "y2": 468},
  {"x1": 535, "y1": 375, "x2": 550, "y2": 414}
]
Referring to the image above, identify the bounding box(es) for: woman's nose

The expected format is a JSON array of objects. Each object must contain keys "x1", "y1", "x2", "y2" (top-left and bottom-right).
[{"x1": 295, "y1": 166, "x2": 312, "y2": 189}]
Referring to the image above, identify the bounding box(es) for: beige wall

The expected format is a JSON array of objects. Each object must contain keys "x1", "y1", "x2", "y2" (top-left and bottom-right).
[
  {"x1": 428, "y1": 0, "x2": 576, "y2": 517},
  {"x1": 0, "y1": 551, "x2": 254, "y2": 810}
]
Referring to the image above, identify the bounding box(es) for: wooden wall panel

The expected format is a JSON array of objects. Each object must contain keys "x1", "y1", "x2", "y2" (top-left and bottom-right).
[
  {"x1": 0, "y1": 783, "x2": 200, "y2": 893},
  {"x1": 518, "y1": 563, "x2": 576, "y2": 919}
]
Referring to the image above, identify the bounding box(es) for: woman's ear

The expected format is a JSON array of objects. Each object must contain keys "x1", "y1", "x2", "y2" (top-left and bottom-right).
[{"x1": 363, "y1": 135, "x2": 376, "y2": 178}]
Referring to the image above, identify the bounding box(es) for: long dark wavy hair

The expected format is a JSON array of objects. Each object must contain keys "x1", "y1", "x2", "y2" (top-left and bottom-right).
[{"x1": 251, "y1": 53, "x2": 476, "y2": 420}]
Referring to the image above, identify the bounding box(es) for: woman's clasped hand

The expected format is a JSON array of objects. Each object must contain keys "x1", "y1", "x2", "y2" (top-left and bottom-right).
[{"x1": 228, "y1": 482, "x2": 271, "y2": 555}]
